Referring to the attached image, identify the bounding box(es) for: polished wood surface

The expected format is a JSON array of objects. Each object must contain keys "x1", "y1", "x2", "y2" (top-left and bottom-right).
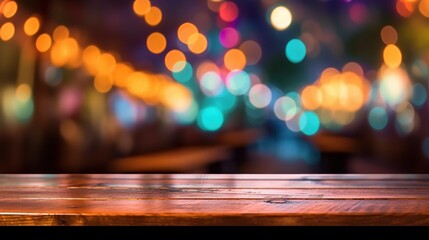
[{"x1": 0, "y1": 174, "x2": 428, "y2": 226}]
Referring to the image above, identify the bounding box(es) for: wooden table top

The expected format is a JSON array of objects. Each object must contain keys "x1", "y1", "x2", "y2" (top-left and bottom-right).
[{"x1": 0, "y1": 174, "x2": 428, "y2": 226}]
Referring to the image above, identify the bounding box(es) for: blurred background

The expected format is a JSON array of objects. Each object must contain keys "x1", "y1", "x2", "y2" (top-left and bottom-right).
[{"x1": 1, "y1": 0, "x2": 429, "y2": 174}]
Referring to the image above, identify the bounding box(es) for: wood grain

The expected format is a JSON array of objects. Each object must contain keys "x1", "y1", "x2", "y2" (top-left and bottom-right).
[{"x1": 0, "y1": 174, "x2": 428, "y2": 226}]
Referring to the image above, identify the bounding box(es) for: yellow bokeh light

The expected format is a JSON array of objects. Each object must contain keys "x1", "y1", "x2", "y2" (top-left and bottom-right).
[
  {"x1": 162, "y1": 84, "x2": 193, "y2": 112},
  {"x1": 419, "y1": 0, "x2": 429, "y2": 17},
  {"x1": 15, "y1": 84, "x2": 31, "y2": 101},
  {"x1": 133, "y1": 0, "x2": 151, "y2": 16},
  {"x1": 35, "y1": 33, "x2": 52, "y2": 52},
  {"x1": 95, "y1": 53, "x2": 117, "y2": 75},
  {"x1": 112, "y1": 63, "x2": 133, "y2": 88},
  {"x1": 94, "y1": 74, "x2": 113, "y2": 93},
  {"x1": 53, "y1": 25, "x2": 69, "y2": 42},
  {"x1": 270, "y1": 6, "x2": 292, "y2": 31},
  {"x1": 383, "y1": 44, "x2": 402, "y2": 69},
  {"x1": 178, "y1": 22, "x2": 199, "y2": 44},
  {"x1": 380, "y1": 25, "x2": 398, "y2": 45},
  {"x1": 187, "y1": 33, "x2": 208, "y2": 54},
  {"x1": 50, "y1": 38, "x2": 80, "y2": 67},
  {"x1": 83, "y1": 45, "x2": 101, "y2": 75},
  {"x1": 164, "y1": 49, "x2": 186, "y2": 71},
  {"x1": 2, "y1": 1, "x2": 17, "y2": 18},
  {"x1": 23, "y1": 16, "x2": 40, "y2": 36},
  {"x1": 224, "y1": 48, "x2": 246, "y2": 71},
  {"x1": 144, "y1": 6, "x2": 162, "y2": 26},
  {"x1": 126, "y1": 71, "x2": 151, "y2": 98},
  {"x1": 301, "y1": 85, "x2": 322, "y2": 110},
  {"x1": 146, "y1": 32, "x2": 167, "y2": 54},
  {"x1": 0, "y1": 22, "x2": 15, "y2": 41}
]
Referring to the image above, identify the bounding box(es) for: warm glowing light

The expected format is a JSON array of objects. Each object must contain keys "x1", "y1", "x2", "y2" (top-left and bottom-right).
[
  {"x1": 270, "y1": 6, "x2": 292, "y2": 31},
  {"x1": 144, "y1": 6, "x2": 162, "y2": 26},
  {"x1": 165, "y1": 49, "x2": 186, "y2": 71},
  {"x1": 219, "y1": 1, "x2": 238, "y2": 22},
  {"x1": 94, "y1": 74, "x2": 113, "y2": 93},
  {"x1": 301, "y1": 85, "x2": 322, "y2": 110},
  {"x1": 133, "y1": 0, "x2": 151, "y2": 16},
  {"x1": 112, "y1": 63, "x2": 133, "y2": 88},
  {"x1": 35, "y1": 33, "x2": 52, "y2": 52},
  {"x1": 383, "y1": 44, "x2": 402, "y2": 69},
  {"x1": 83, "y1": 45, "x2": 101, "y2": 75},
  {"x1": 50, "y1": 38, "x2": 80, "y2": 67},
  {"x1": 23, "y1": 16, "x2": 40, "y2": 36},
  {"x1": 162, "y1": 84, "x2": 193, "y2": 112},
  {"x1": 16, "y1": 84, "x2": 31, "y2": 101},
  {"x1": 342, "y1": 62, "x2": 364, "y2": 77},
  {"x1": 419, "y1": 0, "x2": 429, "y2": 17},
  {"x1": 240, "y1": 40, "x2": 262, "y2": 65},
  {"x1": 224, "y1": 48, "x2": 246, "y2": 71},
  {"x1": 0, "y1": 22, "x2": 15, "y2": 41},
  {"x1": 187, "y1": 33, "x2": 208, "y2": 54},
  {"x1": 53, "y1": 25, "x2": 69, "y2": 42},
  {"x1": 2, "y1": 1, "x2": 17, "y2": 18},
  {"x1": 95, "y1": 53, "x2": 117, "y2": 74},
  {"x1": 126, "y1": 71, "x2": 150, "y2": 97},
  {"x1": 380, "y1": 25, "x2": 398, "y2": 45},
  {"x1": 379, "y1": 66, "x2": 411, "y2": 107},
  {"x1": 396, "y1": 0, "x2": 416, "y2": 17},
  {"x1": 146, "y1": 32, "x2": 166, "y2": 54},
  {"x1": 178, "y1": 22, "x2": 199, "y2": 44}
]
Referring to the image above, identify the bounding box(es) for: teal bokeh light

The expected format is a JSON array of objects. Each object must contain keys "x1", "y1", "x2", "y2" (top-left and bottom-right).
[
  {"x1": 172, "y1": 61, "x2": 193, "y2": 83},
  {"x1": 299, "y1": 111, "x2": 320, "y2": 136},
  {"x1": 285, "y1": 39, "x2": 306, "y2": 63},
  {"x1": 197, "y1": 106, "x2": 224, "y2": 131},
  {"x1": 368, "y1": 106, "x2": 388, "y2": 130}
]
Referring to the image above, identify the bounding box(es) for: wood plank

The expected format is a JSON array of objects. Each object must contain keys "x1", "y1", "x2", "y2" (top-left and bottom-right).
[
  {"x1": 0, "y1": 199, "x2": 428, "y2": 225},
  {"x1": 2, "y1": 174, "x2": 429, "y2": 180},
  {"x1": 0, "y1": 188, "x2": 429, "y2": 200}
]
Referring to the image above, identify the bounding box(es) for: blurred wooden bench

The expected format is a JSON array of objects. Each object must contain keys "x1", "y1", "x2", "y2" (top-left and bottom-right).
[{"x1": 0, "y1": 174, "x2": 428, "y2": 225}]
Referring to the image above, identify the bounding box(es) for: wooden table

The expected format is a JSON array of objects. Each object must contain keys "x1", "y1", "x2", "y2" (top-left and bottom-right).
[{"x1": 0, "y1": 174, "x2": 428, "y2": 226}]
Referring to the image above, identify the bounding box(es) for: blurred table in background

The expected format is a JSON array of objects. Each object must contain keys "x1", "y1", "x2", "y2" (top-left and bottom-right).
[{"x1": 0, "y1": 174, "x2": 428, "y2": 226}]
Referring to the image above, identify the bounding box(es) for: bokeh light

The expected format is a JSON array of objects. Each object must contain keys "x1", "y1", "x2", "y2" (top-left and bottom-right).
[
  {"x1": 187, "y1": 33, "x2": 208, "y2": 54},
  {"x1": 224, "y1": 48, "x2": 246, "y2": 71},
  {"x1": 226, "y1": 70, "x2": 251, "y2": 95},
  {"x1": 240, "y1": 40, "x2": 262, "y2": 66},
  {"x1": 197, "y1": 106, "x2": 224, "y2": 131},
  {"x1": 219, "y1": 1, "x2": 238, "y2": 22},
  {"x1": 248, "y1": 84, "x2": 272, "y2": 108},
  {"x1": 35, "y1": 33, "x2": 52, "y2": 53},
  {"x1": 274, "y1": 96, "x2": 298, "y2": 121},
  {"x1": 0, "y1": 22, "x2": 15, "y2": 41},
  {"x1": 411, "y1": 83, "x2": 427, "y2": 107},
  {"x1": 383, "y1": 44, "x2": 402, "y2": 69},
  {"x1": 270, "y1": 6, "x2": 292, "y2": 31},
  {"x1": 2, "y1": 1, "x2": 17, "y2": 18},
  {"x1": 219, "y1": 27, "x2": 240, "y2": 48},
  {"x1": 200, "y1": 71, "x2": 224, "y2": 96},
  {"x1": 299, "y1": 111, "x2": 320, "y2": 136},
  {"x1": 146, "y1": 32, "x2": 167, "y2": 54},
  {"x1": 420, "y1": 0, "x2": 429, "y2": 17},
  {"x1": 285, "y1": 39, "x2": 306, "y2": 63},
  {"x1": 144, "y1": 6, "x2": 162, "y2": 26},
  {"x1": 133, "y1": 0, "x2": 151, "y2": 16},
  {"x1": 172, "y1": 61, "x2": 193, "y2": 83},
  {"x1": 23, "y1": 16, "x2": 40, "y2": 36},
  {"x1": 178, "y1": 22, "x2": 199, "y2": 45},
  {"x1": 368, "y1": 106, "x2": 388, "y2": 130},
  {"x1": 381, "y1": 25, "x2": 398, "y2": 45},
  {"x1": 165, "y1": 49, "x2": 186, "y2": 72}
]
